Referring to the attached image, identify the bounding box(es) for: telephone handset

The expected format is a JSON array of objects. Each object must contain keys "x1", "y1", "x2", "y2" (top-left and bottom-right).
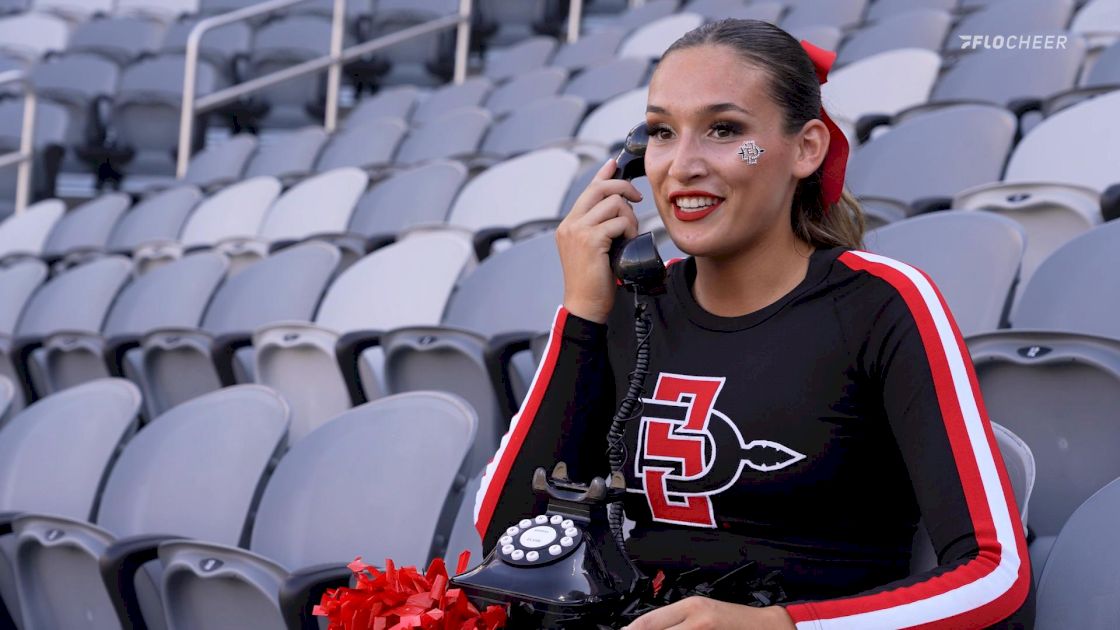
[{"x1": 608, "y1": 123, "x2": 666, "y2": 296}]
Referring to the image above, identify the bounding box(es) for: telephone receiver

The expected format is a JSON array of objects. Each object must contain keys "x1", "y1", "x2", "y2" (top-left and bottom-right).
[{"x1": 608, "y1": 123, "x2": 666, "y2": 295}]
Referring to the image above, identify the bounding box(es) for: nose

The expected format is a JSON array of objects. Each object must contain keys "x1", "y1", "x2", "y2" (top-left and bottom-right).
[{"x1": 666, "y1": 132, "x2": 709, "y2": 184}]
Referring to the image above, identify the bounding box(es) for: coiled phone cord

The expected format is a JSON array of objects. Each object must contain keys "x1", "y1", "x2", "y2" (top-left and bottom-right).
[{"x1": 606, "y1": 295, "x2": 654, "y2": 549}]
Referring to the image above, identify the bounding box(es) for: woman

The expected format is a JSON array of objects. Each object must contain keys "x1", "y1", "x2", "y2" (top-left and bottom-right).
[{"x1": 473, "y1": 19, "x2": 1032, "y2": 629}]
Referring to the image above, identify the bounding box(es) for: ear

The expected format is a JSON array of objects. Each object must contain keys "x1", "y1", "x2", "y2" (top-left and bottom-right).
[{"x1": 791, "y1": 119, "x2": 830, "y2": 179}]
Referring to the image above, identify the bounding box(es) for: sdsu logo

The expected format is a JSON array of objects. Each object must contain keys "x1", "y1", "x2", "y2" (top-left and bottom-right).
[{"x1": 632, "y1": 373, "x2": 806, "y2": 527}]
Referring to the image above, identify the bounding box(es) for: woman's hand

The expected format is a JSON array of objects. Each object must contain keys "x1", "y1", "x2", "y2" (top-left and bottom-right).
[
  {"x1": 555, "y1": 158, "x2": 644, "y2": 324},
  {"x1": 622, "y1": 597, "x2": 796, "y2": 630}
]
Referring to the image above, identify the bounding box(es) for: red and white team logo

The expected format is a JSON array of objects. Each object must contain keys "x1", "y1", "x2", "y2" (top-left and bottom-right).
[{"x1": 632, "y1": 373, "x2": 806, "y2": 527}]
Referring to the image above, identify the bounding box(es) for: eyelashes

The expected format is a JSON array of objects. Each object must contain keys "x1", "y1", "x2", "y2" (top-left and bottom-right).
[{"x1": 645, "y1": 121, "x2": 745, "y2": 141}]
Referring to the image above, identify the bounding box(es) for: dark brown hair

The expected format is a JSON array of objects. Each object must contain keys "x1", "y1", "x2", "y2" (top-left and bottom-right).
[{"x1": 661, "y1": 18, "x2": 865, "y2": 249}]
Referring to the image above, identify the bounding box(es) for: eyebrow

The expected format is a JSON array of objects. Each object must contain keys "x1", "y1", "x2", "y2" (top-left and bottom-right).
[{"x1": 646, "y1": 102, "x2": 752, "y2": 116}]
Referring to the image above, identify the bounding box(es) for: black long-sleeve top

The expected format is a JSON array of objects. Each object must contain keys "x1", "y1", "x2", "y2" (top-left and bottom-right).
[{"x1": 473, "y1": 247, "x2": 1031, "y2": 628}]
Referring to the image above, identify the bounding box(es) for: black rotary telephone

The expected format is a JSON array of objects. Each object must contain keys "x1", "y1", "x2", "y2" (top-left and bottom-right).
[{"x1": 607, "y1": 123, "x2": 667, "y2": 296}]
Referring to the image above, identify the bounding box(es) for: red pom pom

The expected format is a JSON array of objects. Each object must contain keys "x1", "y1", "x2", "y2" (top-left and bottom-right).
[{"x1": 315, "y1": 554, "x2": 507, "y2": 630}]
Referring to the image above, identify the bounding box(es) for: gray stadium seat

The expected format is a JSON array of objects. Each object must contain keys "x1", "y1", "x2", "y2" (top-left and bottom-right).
[
  {"x1": 157, "y1": 391, "x2": 476, "y2": 628},
  {"x1": 117, "y1": 0, "x2": 199, "y2": 19},
  {"x1": 0, "y1": 103, "x2": 69, "y2": 217},
  {"x1": 27, "y1": 252, "x2": 228, "y2": 399},
  {"x1": 948, "y1": 0, "x2": 1075, "y2": 50},
  {"x1": 835, "y1": 9, "x2": 952, "y2": 66},
  {"x1": 0, "y1": 199, "x2": 65, "y2": 263},
  {"x1": 178, "y1": 176, "x2": 282, "y2": 250},
  {"x1": 68, "y1": 15, "x2": 168, "y2": 66},
  {"x1": 182, "y1": 133, "x2": 259, "y2": 191},
  {"x1": 347, "y1": 160, "x2": 468, "y2": 237},
  {"x1": 1035, "y1": 477, "x2": 1120, "y2": 629},
  {"x1": 0, "y1": 260, "x2": 47, "y2": 349},
  {"x1": 343, "y1": 86, "x2": 421, "y2": 127},
  {"x1": 611, "y1": 0, "x2": 680, "y2": 33},
  {"x1": 549, "y1": 27, "x2": 624, "y2": 71},
  {"x1": 248, "y1": 15, "x2": 336, "y2": 128},
  {"x1": 41, "y1": 192, "x2": 132, "y2": 263},
  {"x1": 867, "y1": 0, "x2": 956, "y2": 21},
  {"x1": 446, "y1": 148, "x2": 579, "y2": 231},
  {"x1": 106, "y1": 185, "x2": 202, "y2": 254},
  {"x1": 242, "y1": 126, "x2": 329, "y2": 181},
  {"x1": 483, "y1": 36, "x2": 557, "y2": 82},
  {"x1": 953, "y1": 90, "x2": 1120, "y2": 296},
  {"x1": 379, "y1": 231, "x2": 564, "y2": 474},
  {"x1": 0, "y1": 379, "x2": 142, "y2": 628},
  {"x1": 256, "y1": 167, "x2": 368, "y2": 244},
  {"x1": 410, "y1": 77, "x2": 493, "y2": 125},
  {"x1": 30, "y1": 53, "x2": 120, "y2": 149},
  {"x1": 0, "y1": 13, "x2": 69, "y2": 63},
  {"x1": 11, "y1": 385, "x2": 289, "y2": 630},
  {"x1": 32, "y1": 0, "x2": 113, "y2": 21},
  {"x1": 109, "y1": 54, "x2": 221, "y2": 177},
  {"x1": 846, "y1": 105, "x2": 1017, "y2": 221},
  {"x1": 160, "y1": 18, "x2": 253, "y2": 78},
  {"x1": 483, "y1": 66, "x2": 568, "y2": 117},
  {"x1": 476, "y1": 0, "x2": 561, "y2": 47},
  {"x1": 1071, "y1": 0, "x2": 1120, "y2": 49},
  {"x1": 782, "y1": 0, "x2": 867, "y2": 30},
  {"x1": 864, "y1": 211, "x2": 1026, "y2": 336},
  {"x1": 619, "y1": 13, "x2": 705, "y2": 60},
  {"x1": 364, "y1": 9, "x2": 449, "y2": 89},
  {"x1": 576, "y1": 86, "x2": 646, "y2": 152},
  {"x1": 255, "y1": 230, "x2": 473, "y2": 442},
  {"x1": 563, "y1": 57, "x2": 648, "y2": 109},
  {"x1": 478, "y1": 95, "x2": 586, "y2": 159},
  {"x1": 135, "y1": 242, "x2": 340, "y2": 417},
  {"x1": 394, "y1": 107, "x2": 491, "y2": 165},
  {"x1": 1082, "y1": 39, "x2": 1120, "y2": 90},
  {"x1": 785, "y1": 25, "x2": 843, "y2": 52},
  {"x1": 11, "y1": 257, "x2": 133, "y2": 404},
  {"x1": 314, "y1": 118, "x2": 407, "y2": 172}
]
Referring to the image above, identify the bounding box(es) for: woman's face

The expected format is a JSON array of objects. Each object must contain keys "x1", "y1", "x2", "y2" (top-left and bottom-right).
[{"x1": 644, "y1": 44, "x2": 820, "y2": 259}]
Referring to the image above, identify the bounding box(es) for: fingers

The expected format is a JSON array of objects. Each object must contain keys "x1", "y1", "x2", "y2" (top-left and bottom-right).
[
  {"x1": 622, "y1": 600, "x2": 688, "y2": 630},
  {"x1": 566, "y1": 159, "x2": 644, "y2": 220}
]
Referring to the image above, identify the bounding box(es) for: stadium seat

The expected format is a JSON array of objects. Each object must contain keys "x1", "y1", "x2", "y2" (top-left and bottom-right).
[
  {"x1": 619, "y1": 13, "x2": 705, "y2": 60},
  {"x1": 0, "y1": 199, "x2": 66, "y2": 263},
  {"x1": 0, "y1": 258, "x2": 47, "y2": 353},
  {"x1": 32, "y1": 0, "x2": 113, "y2": 21},
  {"x1": 343, "y1": 85, "x2": 421, "y2": 127},
  {"x1": 846, "y1": 104, "x2": 1016, "y2": 222},
  {"x1": 0, "y1": 13, "x2": 69, "y2": 63},
  {"x1": 1070, "y1": 0, "x2": 1120, "y2": 49},
  {"x1": 181, "y1": 133, "x2": 259, "y2": 191},
  {"x1": 785, "y1": 25, "x2": 843, "y2": 52},
  {"x1": 1035, "y1": 476, "x2": 1120, "y2": 629},
  {"x1": 27, "y1": 252, "x2": 228, "y2": 401},
  {"x1": 346, "y1": 159, "x2": 468, "y2": 237},
  {"x1": 10, "y1": 257, "x2": 133, "y2": 403},
  {"x1": 563, "y1": 57, "x2": 648, "y2": 109},
  {"x1": 134, "y1": 242, "x2": 340, "y2": 417},
  {"x1": 29, "y1": 53, "x2": 120, "y2": 150},
  {"x1": 576, "y1": 86, "x2": 646, "y2": 152},
  {"x1": 482, "y1": 35, "x2": 557, "y2": 82},
  {"x1": 445, "y1": 148, "x2": 580, "y2": 231},
  {"x1": 160, "y1": 18, "x2": 253, "y2": 82},
  {"x1": 948, "y1": 0, "x2": 1075, "y2": 51},
  {"x1": 483, "y1": 66, "x2": 568, "y2": 118},
  {"x1": 254, "y1": 230, "x2": 473, "y2": 442},
  {"x1": 475, "y1": 0, "x2": 563, "y2": 48},
  {"x1": 1043, "y1": 39, "x2": 1120, "y2": 113},
  {"x1": 375, "y1": 231, "x2": 564, "y2": 473},
  {"x1": 11, "y1": 384, "x2": 289, "y2": 629},
  {"x1": 549, "y1": 27, "x2": 625, "y2": 71},
  {"x1": 68, "y1": 15, "x2": 168, "y2": 66},
  {"x1": 478, "y1": 95, "x2": 586, "y2": 160},
  {"x1": 177, "y1": 176, "x2": 282, "y2": 258},
  {"x1": 314, "y1": 118, "x2": 408, "y2": 172},
  {"x1": 953, "y1": 90, "x2": 1120, "y2": 297},
  {"x1": 782, "y1": 0, "x2": 867, "y2": 31},
  {"x1": 255, "y1": 167, "x2": 368, "y2": 246},
  {"x1": 394, "y1": 107, "x2": 491, "y2": 165},
  {"x1": 247, "y1": 15, "x2": 336, "y2": 128},
  {"x1": 362, "y1": 5, "x2": 452, "y2": 89},
  {"x1": 40, "y1": 192, "x2": 132, "y2": 265},
  {"x1": 0, "y1": 379, "x2": 142, "y2": 627},
  {"x1": 410, "y1": 77, "x2": 493, "y2": 125},
  {"x1": 242, "y1": 126, "x2": 329, "y2": 181},
  {"x1": 156, "y1": 391, "x2": 476, "y2": 629},
  {"x1": 866, "y1": 0, "x2": 956, "y2": 21},
  {"x1": 610, "y1": 0, "x2": 680, "y2": 33},
  {"x1": 106, "y1": 185, "x2": 203, "y2": 257},
  {"x1": 835, "y1": 9, "x2": 952, "y2": 66},
  {"x1": 865, "y1": 211, "x2": 1026, "y2": 336},
  {"x1": 0, "y1": 102, "x2": 68, "y2": 215},
  {"x1": 117, "y1": 0, "x2": 200, "y2": 20}
]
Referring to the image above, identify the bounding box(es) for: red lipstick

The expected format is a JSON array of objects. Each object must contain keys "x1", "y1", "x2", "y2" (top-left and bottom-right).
[{"x1": 669, "y1": 190, "x2": 724, "y2": 222}]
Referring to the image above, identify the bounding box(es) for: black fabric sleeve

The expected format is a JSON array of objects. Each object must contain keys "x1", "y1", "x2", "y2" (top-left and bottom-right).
[{"x1": 473, "y1": 306, "x2": 617, "y2": 550}]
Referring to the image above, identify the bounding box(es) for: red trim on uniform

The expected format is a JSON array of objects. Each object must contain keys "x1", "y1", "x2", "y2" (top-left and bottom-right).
[
  {"x1": 474, "y1": 308, "x2": 570, "y2": 539},
  {"x1": 784, "y1": 253, "x2": 1027, "y2": 627}
]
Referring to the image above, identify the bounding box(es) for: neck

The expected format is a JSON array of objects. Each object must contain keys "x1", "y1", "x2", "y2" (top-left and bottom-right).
[{"x1": 692, "y1": 232, "x2": 814, "y2": 318}]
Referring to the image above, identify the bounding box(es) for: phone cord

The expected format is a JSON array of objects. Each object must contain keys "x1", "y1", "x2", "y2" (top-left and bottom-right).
[{"x1": 607, "y1": 295, "x2": 653, "y2": 549}]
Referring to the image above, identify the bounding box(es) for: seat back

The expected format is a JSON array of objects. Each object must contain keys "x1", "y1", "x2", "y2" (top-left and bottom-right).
[
  {"x1": 184, "y1": 134, "x2": 258, "y2": 189},
  {"x1": 1012, "y1": 219, "x2": 1120, "y2": 338},
  {"x1": 484, "y1": 67, "x2": 568, "y2": 117},
  {"x1": 931, "y1": 36, "x2": 1085, "y2": 107},
  {"x1": 315, "y1": 118, "x2": 407, "y2": 172},
  {"x1": 0, "y1": 13, "x2": 69, "y2": 61},
  {"x1": 179, "y1": 176, "x2": 282, "y2": 247},
  {"x1": 410, "y1": 77, "x2": 492, "y2": 125},
  {"x1": 347, "y1": 160, "x2": 467, "y2": 237},
  {"x1": 104, "y1": 252, "x2": 230, "y2": 338},
  {"x1": 257, "y1": 168, "x2": 368, "y2": 242},
  {"x1": 95, "y1": 385, "x2": 289, "y2": 542},
  {"x1": 483, "y1": 36, "x2": 557, "y2": 82},
  {"x1": 0, "y1": 259, "x2": 47, "y2": 337},
  {"x1": 781, "y1": 0, "x2": 868, "y2": 30},
  {"x1": 550, "y1": 28, "x2": 624, "y2": 71},
  {"x1": 41, "y1": 193, "x2": 132, "y2": 259},
  {"x1": 865, "y1": 211, "x2": 1025, "y2": 335},
  {"x1": 14, "y1": 256, "x2": 133, "y2": 338},
  {"x1": 563, "y1": 57, "x2": 648, "y2": 108},
  {"x1": 1036, "y1": 477, "x2": 1120, "y2": 629},
  {"x1": 113, "y1": 54, "x2": 220, "y2": 158},
  {"x1": 69, "y1": 15, "x2": 167, "y2": 66},
  {"x1": 0, "y1": 199, "x2": 65, "y2": 260},
  {"x1": 249, "y1": 392, "x2": 475, "y2": 568},
  {"x1": 576, "y1": 86, "x2": 646, "y2": 147},
  {"x1": 243, "y1": 126, "x2": 329, "y2": 180},
  {"x1": 395, "y1": 108, "x2": 491, "y2": 165},
  {"x1": 480, "y1": 95, "x2": 586, "y2": 157},
  {"x1": 949, "y1": 0, "x2": 1074, "y2": 45},
  {"x1": 822, "y1": 48, "x2": 941, "y2": 136},
  {"x1": 618, "y1": 13, "x2": 705, "y2": 60},
  {"x1": 835, "y1": 9, "x2": 951, "y2": 65},
  {"x1": 446, "y1": 148, "x2": 579, "y2": 230},
  {"x1": 107, "y1": 186, "x2": 203, "y2": 252}
]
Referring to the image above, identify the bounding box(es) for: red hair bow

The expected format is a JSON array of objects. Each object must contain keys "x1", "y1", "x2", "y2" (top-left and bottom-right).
[{"x1": 799, "y1": 40, "x2": 849, "y2": 208}]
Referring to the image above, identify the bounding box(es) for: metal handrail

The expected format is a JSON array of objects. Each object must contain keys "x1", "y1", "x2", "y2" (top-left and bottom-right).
[
  {"x1": 0, "y1": 69, "x2": 36, "y2": 214},
  {"x1": 176, "y1": 0, "x2": 473, "y2": 178},
  {"x1": 568, "y1": 0, "x2": 584, "y2": 43}
]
